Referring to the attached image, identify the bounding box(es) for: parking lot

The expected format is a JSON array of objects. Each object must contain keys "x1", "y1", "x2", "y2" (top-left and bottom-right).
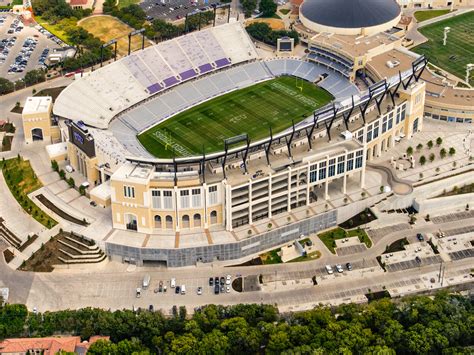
[
  {"x1": 140, "y1": 0, "x2": 227, "y2": 23},
  {"x1": 0, "y1": 13, "x2": 61, "y2": 81},
  {"x1": 386, "y1": 255, "x2": 443, "y2": 272}
]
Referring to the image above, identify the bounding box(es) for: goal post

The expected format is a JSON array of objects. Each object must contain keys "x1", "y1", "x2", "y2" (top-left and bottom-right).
[{"x1": 295, "y1": 77, "x2": 303, "y2": 92}]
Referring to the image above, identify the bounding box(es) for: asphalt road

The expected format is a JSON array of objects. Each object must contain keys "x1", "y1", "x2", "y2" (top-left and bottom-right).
[{"x1": 1, "y1": 216, "x2": 473, "y2": 313}]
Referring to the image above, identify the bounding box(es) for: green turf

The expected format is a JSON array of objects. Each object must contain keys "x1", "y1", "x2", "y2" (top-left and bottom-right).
[
  {"x1": 413, "y1": 9, "x2": 450, "y2": 22},
  {"x1": 413, "y1": 12, "x2": 474, "y2": 85},
  {"x1": 138, "y1": 76, "x2": 334, "y2": 158}
]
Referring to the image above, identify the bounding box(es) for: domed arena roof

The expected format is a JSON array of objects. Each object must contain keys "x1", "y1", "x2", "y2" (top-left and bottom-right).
[{"x1": 300, "y1": 0, "x2": 401, "y2": 35}]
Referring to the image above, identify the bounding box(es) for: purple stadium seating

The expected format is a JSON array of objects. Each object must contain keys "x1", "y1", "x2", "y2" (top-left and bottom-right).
[
  {"x1": 199, "y1": 63, "x2": 213, "y2": 74},
  {"x1": 180, "y1": 69, "x2": 197, "y2": 81},
  {"x1": 163, "y1": 76, "x2": 180, "y2": 87},
  {"x1": 147, "y1": 83, "x2": 163, "y2": 94},
  {"x1": 215, "y1": 58, "x2": 231, "y2": 68}
]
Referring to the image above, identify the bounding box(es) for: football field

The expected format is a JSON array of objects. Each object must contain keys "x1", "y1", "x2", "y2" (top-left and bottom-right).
[
  {"x1": 138, "y1": 76, "x2": 334, "y2": 158},
  {"x1": 413, "y1": 12, "x2": 474, "y2": 85}
]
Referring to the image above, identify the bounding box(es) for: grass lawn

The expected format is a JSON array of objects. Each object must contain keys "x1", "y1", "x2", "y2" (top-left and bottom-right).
[
  {"x1": 34, "y1": 16, "x2": 72, "y2": 44},
  {"x1": 34, "y1": 87, "x2": 66, "y2": 103},
  {"x1": 414, "y1": 9, "x2": 451, "y2": 22},
  {"x1": 318, "y1": 227, "x2": 372, "y2": 254},
  {"x1": 260, "y1": 248, "x2": 282, "y2": 264},
  {"x1": 413, "y1": 12, "x2": 474, "y2": 85},
  {"x1": 0, "y1": 158, "x2": 57, "y2": 229},
  {"x1": 79, "y1": 15, "x2": 147, "y2": 55},
  {"x1": 118, "y1": 0, "x2": 140, "y2": 9},
  {"x1": 138, "y1": 76, "x2": 334, "y2": 158}
]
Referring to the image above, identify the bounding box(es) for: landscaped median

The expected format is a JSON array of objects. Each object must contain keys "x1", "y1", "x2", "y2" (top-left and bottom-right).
[
  {"x1": 0, "y1": 157, "x2": 57, "y2": 229},
  {"x1": 318, "y1": 227, "x2": 372, "y2": 254}
]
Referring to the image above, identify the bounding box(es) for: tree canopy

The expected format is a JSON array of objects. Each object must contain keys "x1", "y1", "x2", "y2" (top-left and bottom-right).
[
  {"x1": 246, "y1": 22, "x2": 299, "y2": 46},
  {"x1": 0, "y1": 292, "x2": 472, "y2": 354},
  {"x1": 259, "y1": 0, "x2": 277, "y2": 18}
]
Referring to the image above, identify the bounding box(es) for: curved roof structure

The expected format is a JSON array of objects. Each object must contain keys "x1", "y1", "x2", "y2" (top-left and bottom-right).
[{"x1": 300, "y1": 0, "x2": 401, "y2": 35}]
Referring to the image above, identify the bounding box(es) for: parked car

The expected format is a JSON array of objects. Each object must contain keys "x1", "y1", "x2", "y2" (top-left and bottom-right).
[
  {"x1": 346, "y1": 262, "x2": 353, "y2": 271},
  {"x1": 336, "y1": 264, "x2": 343, "y2": 273}
]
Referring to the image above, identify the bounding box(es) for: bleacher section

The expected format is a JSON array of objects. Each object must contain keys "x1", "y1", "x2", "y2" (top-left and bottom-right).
[
  {"x1": 108, "y1": 59, "x2": 360, "y2": 158},
  {"x1": 307, "y1": 46, "x2": 354, "y2": 79},
  {"x1": 54, "y1": 22, "x2": 258, "y2": 129},
  {"x1": 264, "y1": 59, "x2": 359, "y2": 99}
]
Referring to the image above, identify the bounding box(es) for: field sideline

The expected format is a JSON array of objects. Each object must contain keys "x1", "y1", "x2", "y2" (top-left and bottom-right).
[
  {"x1": 413, "y1": 11, "x2": 474, "y2": 84},
  {"x1": 138, "y1": 76, "x2": 334, "y2": 158}
]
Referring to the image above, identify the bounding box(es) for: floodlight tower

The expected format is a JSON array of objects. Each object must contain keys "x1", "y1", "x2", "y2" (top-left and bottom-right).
[
  {"x1": 466, "y1": 64, "x2": 474, "y2": 87},
  {"x1": 443, "y1": 27, "x2": 450, "y2": 46}
]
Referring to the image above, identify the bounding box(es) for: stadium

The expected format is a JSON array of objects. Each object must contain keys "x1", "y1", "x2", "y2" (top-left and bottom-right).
[{"x1": 49, "y1": 2, "x2": 441, "y2": 265}]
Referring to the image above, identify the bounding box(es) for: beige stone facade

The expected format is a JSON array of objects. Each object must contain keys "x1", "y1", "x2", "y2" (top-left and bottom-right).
[{"x1": 22, "y1": 96, "x2": 53, "y2": 144}]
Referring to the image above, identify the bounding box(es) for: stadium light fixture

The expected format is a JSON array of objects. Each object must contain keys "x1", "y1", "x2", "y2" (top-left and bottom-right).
[
  {"x1": 443, "y1": 27, "x2": 450, "y2": 46},
  {"x1": 466, "y1": 64, "x2": 474, "y2": 87}
]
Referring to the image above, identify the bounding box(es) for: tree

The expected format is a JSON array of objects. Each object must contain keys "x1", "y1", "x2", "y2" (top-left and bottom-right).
[
  {"x1": 259, "y1": 0, "x2": 277, "y2": 17},
  {"x1": 429, "y1": 153, "x2": 435, "y2": 163},
  {"x1": 448, "y1": 147, "x2": 455, "y2": 156},
  {"x1": 440, "y1": 148, "x2": 447, "y2": 159},
  {"x1": 435, "y1": 167, "x2": 440, "y2": 174},
  {"x1": 0, "y1": 77, "x2": 14, "y2": 95},
  {"x1": 427, "y1": 140, "x2": 433, "y2": 149},
  {"x1": 452, "y1": 161, "x2": 457, "y2": 169},
  {"x1": 416, "y1": 143, "x2": 423, "y2": 151},
  {"x1": 419, "y1": 172, "x2": 423, "y2": 180},
  {"x1": 380, "y1": 186, "x2": 384, "y2": 194},
  {"x1": 24, "y1": 69, "x2": 46, "y2": 86},
  {"x1": 406, "y1": 146, "x2": 413, "y2": 156},
  {"x1": 419, "y1": 155, "x2": 426, "y2": 165},
  {"x1": 51, "y1": 160, "x2": 58, "y2": 172},
  {"x1": 436, "y1": 137, "x2": 443, "y2": 146},
  {"x1": 241, "y1": 0, "x2": 257, "y2": 17}
]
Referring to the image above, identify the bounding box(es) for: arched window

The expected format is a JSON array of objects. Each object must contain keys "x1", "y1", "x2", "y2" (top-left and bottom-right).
[
  {"x1": 154, "y1": 215, "x2": 162, "y2": 229},
  {"x1": 210, "y1": 210, "x2": 217, "y2": 225},
  {"x1": 165, "y1": 215, "x2": 173, "y2": 229},
  {"x1": 193, "y1": 213, "x2": 201, "y2": 227},
  {"x1": 182, "y1": 215, "x2": 190, "y2": 228}
]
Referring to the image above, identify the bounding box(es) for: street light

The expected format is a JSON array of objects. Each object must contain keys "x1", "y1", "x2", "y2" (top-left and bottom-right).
[
  {"x1": 466, "y1": 63, "x2": 474, "y2": 87},
  {"x1": 443, "y1": 27, "x2": 450, "y2": 46}
]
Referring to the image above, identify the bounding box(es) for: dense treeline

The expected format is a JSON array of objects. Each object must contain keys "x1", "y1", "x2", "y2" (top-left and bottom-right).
[
  {"x1": 0, "y1": 69, "x2": 46, "y2": 95},
  {"x1": 0, "y1": 292, "x2": 473, "y2": 354},
  {"x1": 246, "y1": 22, "x2": 299, "y2": 47},
  {"x1": 32, "y1": 0, "x2": 92, "y2": 22}
]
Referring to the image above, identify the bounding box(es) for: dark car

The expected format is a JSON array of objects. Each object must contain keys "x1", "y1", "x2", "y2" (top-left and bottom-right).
[
  {"x1": 417, "y1": 233, "x2": 424, "y2": 241},
  {"x1": 220, "y1": 277, "x2": 225, "y2": 285},
  {"x1": 209, "y1": 277, "x2": 213, "y2": 286},
  {"x1": 214, "y1": 284, "x2": 219, "y2": 294},
  {"x1": 415, "y1": 256, "x2": 421, "y2": 263},
  {"x1": 175, "y1": 286, "x2": 181, "y2": 294},
  {"x1": 346, "y1": 262, "x2": 353, "y2": 271},
  {"x1": 149, "y1": 304, "x2": 154, "y2": 312},
  {"x1": 214, "y1": 276, "x2": 219, "y2": 285}
]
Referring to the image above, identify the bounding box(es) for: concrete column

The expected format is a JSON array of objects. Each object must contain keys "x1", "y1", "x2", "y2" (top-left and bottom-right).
[
  {"x1": 174, "y1": 186, "x2": 180, "y2": 232},
  {"x1": 325, "y1": 180, "x2": 329, "y2": 200},
  {"x1": 203, "y1": 183, "x2": 208, "y2": 229},
  {"x1": 248, "y1": 181, "x2": 253, "y2": 225},
  {"x1": 287, "y1": 167, "x2": 292, "y2": 212},
  {"x1": 224, "y1": 181, "x2": 232, "y2": 231},
  {"x1": 343, "y1": 174, "x2": 347, "y2": 194}
]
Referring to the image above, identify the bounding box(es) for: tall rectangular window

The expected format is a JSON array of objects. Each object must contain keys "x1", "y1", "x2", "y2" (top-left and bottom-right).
[
  {"x1": 355, "y1": 150, "x2": 363, "y2": 168},
  {"x1": 192, "y1": 188, "x2": 201, "y2": 208},
  {"x1": 309, "y1": 164, "x2": 318, "y2": 183},
  {"x1": 337, "y1": 156, "x2": 345, "y2": 174},
  {"x1": 180, "y1": 190, "x2": 190, "y2": 208},
  {"x1": 319, "y1": 161, "x2": 326, "y2": 180},
  {"x1": 123, "y1": 185, "x2": 135, "y2": 199},
  {"x1": 328, "y1": 159, "x2": 336, "y2": 177},
  {"x1": 151, "y1": 190, "x2": 161, "y2": 209},
  {"x1": 163, "y1": 190, "x2": 173, "y2": 209},
  {"x1": 209, "y1": 185, "x2": 218, "y2": 205}
]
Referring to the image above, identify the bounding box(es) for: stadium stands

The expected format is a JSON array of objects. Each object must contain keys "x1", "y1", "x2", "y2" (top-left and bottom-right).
[
  {"x1": 106, "y1": 59, "x2": 359, "y2": 159},
  {"x1": 54, "y1": 22, "x2": 259, "y2": 129}
]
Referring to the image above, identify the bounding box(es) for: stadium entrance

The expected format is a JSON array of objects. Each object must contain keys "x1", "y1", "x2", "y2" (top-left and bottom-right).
[{"x1": 32, "y1": 128, "x2": 43, "y2": 141}]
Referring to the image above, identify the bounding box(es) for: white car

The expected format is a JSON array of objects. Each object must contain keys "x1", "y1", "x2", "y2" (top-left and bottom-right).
[
  {"x1": 226, "y1": 275, "x2": 231, "y2": 285},
  {"x1": 325, "y1": 265, "x2": 333, "y2": 274},
  {"x1": 336, "y1": 264, "x2": 343, "y2": 273},
  {"x1": 197, "y1": 287, "x2": 202, "y2": 295},
  {"x1": 226, "y1": 285, "x2": 230, "y2": 293}
]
